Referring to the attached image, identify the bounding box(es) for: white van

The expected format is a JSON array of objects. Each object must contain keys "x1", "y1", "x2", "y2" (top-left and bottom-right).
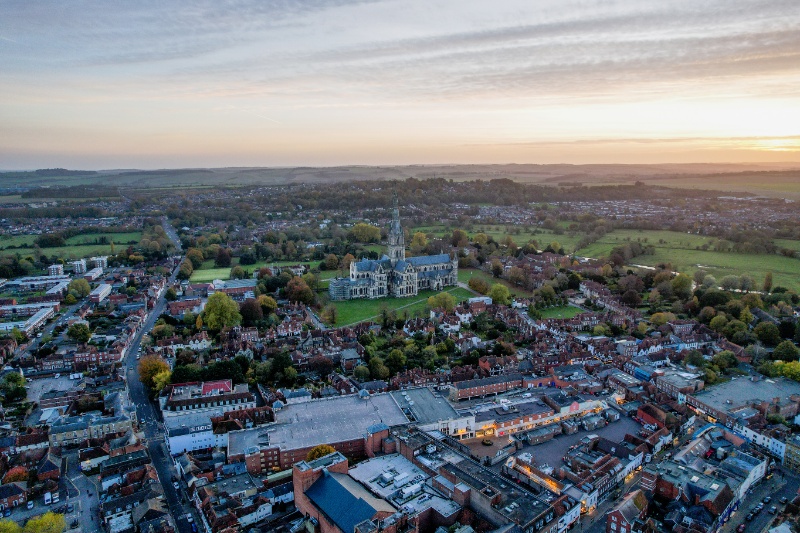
[{"x1": 44, "y1": 492, "x2": 52, "y2": 505}]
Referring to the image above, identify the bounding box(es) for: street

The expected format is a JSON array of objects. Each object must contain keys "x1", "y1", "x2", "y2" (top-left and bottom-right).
[{"x1": 122, "y1": 219, "x2": 196, "y2": 533}]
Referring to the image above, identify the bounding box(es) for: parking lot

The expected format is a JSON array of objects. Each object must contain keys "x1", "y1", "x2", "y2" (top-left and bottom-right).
[{"x1": 517, "y1": 415, "x2": 642, "y2": 467}]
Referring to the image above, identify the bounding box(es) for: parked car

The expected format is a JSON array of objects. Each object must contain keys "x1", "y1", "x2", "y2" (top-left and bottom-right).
[
  {"x1": 769, "y1": 506, "x2": 778, "y2": 514},
  {"x1": 737, "y1": 525, "x2": 746, "y2": 532},
  {"x1": 779, "y1": 497, "x2": 789, "y2": 504},
  {"x1": 3, "y1": 509, "x2": 10, "y2": 517},
  {"x1": 745, "y1": 513, "x2": 754, "y2": 521},
  {"x1": 763, "y1": 496, "x2": 772, "y2": 504},
  {"x1": 173, "y1": 481, "x2": 180, "y2": 490},
  {"x1": 26, "y1": 501, "x2": 33, "y2": 510},
  {"x1": 66, "y1": 503, "x2": 74, "y2": 512}
]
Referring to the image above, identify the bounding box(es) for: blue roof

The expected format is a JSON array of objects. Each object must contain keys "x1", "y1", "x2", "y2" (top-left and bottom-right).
[
  {"x1": 305, "y1": 471, "x2": 377, "y2": 533},
  {"x1": 407, "y1": 254, "x2": 451, "y2": 266}
]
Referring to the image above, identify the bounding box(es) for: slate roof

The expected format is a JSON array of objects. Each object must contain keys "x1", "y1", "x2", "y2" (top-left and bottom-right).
[
  {"x1": 305, "y1": 471, "x2": 382, "y2": 533},
  {"x1": 407, "y1": 254, "x2": 451, "y2": 266}
]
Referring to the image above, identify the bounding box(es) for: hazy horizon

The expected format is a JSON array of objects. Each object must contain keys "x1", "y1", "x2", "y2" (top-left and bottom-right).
[{"x1": 2, "y1": 0, "x2": 799, "y2": 168}]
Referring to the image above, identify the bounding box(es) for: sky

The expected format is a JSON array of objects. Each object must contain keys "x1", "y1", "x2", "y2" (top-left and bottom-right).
[{"x1": 1, "y1": 0, "x2": 800, "y2": 169}]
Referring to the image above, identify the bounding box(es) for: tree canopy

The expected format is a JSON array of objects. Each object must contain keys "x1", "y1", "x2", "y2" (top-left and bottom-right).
[{"x1": 203, "y1": 292, "x2": 242, "y2": 331}]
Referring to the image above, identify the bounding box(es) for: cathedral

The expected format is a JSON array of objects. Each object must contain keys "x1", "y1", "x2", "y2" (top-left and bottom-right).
[{"x1": 328, "y1": 195, "x2": 458, "y2": 301}]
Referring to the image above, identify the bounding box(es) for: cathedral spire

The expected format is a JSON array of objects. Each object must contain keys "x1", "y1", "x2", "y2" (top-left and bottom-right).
[{"x1": 388, "y1": 190, "x2": 405, "y2": 265}]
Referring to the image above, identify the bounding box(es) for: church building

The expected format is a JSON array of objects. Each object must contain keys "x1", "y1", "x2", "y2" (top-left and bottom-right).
[{"x1": 329, "y1": 195, "x2": 458, "y2": 301}]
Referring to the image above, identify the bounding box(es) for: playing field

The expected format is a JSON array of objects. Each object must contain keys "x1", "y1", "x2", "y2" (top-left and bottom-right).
[{"x1": 330, "y1": 287, "x2": 475, "y2": 326}]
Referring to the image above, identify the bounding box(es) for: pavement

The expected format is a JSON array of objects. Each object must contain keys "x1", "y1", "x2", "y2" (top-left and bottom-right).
[{"x1": 719, "y1": 468, "x2": 799, "y2": 533}]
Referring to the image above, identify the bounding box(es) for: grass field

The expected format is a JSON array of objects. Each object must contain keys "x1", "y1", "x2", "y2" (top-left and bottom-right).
[
  {"x1": 774, "y1": 239, "x2": 800, "y2": 253},
  {"x1": 575, "y1": 229, "x2": 800, "y2": 292},
  {"x1": 330, "y1": 287, "x2": 475, "y2": 326},
  {"x1": 539, "y1": 305, "x2": 584, "y2": 319},
  {"x1": 64, "y1": 231, "x2": 141, "y2": 246},
  {"x1": 0, "y1": 235, "x2": 37, "y2": 248},
  {"x1": 0, "y1": 231, "x2": 143, "y2": 261}
]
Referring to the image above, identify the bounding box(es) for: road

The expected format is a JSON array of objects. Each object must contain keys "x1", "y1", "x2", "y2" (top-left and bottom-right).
[{"x1": 124, "y1": 218, "x2": 196, "y2": 533}]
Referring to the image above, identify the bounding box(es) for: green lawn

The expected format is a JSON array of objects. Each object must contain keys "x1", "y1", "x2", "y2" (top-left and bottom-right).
[
  {"x1": 575, "y1": 229, "x2": 800, "y2": 292},
  {"x1": 64, "y1": 231, "x2": 141, "y2": 245},
  {"x1": 0, "y1": 231, "x2": 142, "y2": 259},
  {"x1": 539, "y1": 305, "x2": 584, "y2": 319},
  {"x1": 330, "y1": 287, "x2": 474, "y2": 326},
  {"x1": 774, "y1": 239, "x2": 800, "y2": 253},
  {"x1": 189, "y1": 268, "x2": 236, "y2": 283},
  {"x1": 0, "y1": 235, "x2": 37, "y2": 248}
]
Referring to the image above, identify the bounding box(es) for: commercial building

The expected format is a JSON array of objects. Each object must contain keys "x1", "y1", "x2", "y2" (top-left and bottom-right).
[
  {"x1": 684, "y1": 377, "x2": 800, "y2": 460},
  {"x1": 228, "y1": 392, "x2": 408, "y2": 472},
  {"x1": 159, "y1": 380, "x2": 256, "y2": 418}
]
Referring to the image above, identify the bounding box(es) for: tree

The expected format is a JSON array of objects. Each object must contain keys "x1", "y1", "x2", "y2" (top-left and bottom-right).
[
  {"x1": 720, "y1": 275, "x2": 741, "y2": 291},
  {"x1": 215, "y1": 247, "x2": 232, "y2": 268},
  {"x1": 308, "y1": 355, "x2": 334, "y2": 376},
  {"x1": 621, "y1": 290, "x2": 642, "y2": 307},
  {"x1": 468, "y1": 277, "x2": 490, "y2": 294},
  {"x1": 490, "y1": 259, "x2": 503, "y2": 278},
  {"x1": 427, "y1": 292, "x2": 456, "y2": 312},
  {"x1": 341, "y1": 253, "x2": 355, "y2": 270},
  {"x1": 230, "y1": 265, "x2": 246, "y2": 279},
  {"x1": 138, "y1": 355, "x2": 170, "y2": 391},
  {"x1": 650, "y1": 312, "x2": 676, "y2": 327},
  {"x1": 354, "y1": 365, "x2": 370, "y2": 381},
  {"x1": 386, "y1": 349, "x2": 407, "y2": 374},
  {"x1": 164, "y1": 287, "x2": 177, "y2": 301},
  {"x1": 763, "y1": 272, "x2": 773, "y2": 293},
  {"x1": 671, "y1": 274, "x2": 693, "y2": 300},
  {"x1": 306, "y1": 444, "x2": 336, "y2": 461},
  {"x1": 285, "y1": 276, "x2": 314, "y2": 304},
  {"x1": 368, "y1": 356, "x2": 390, "y2": 379},
  {"x1": 711, "y1": 350, "x2": 738, "y2": 371},
  {"x1": 709, "y1": 314, "x2": 728, "y2": 332},
  {"x1": 239, "y1": 298, "x2": 263, "y2": 326},
  {"x1": 451, "y1": 229, "x2": 468, "y2": 248},
  {"x1": 23, "y1": 512, "x2": 65, "y2": 533},
  {"x1": 203, "y1": 292, "x2": 242, "y2": 332},
  {"x1": 350, "y1": 223, "x2": 381, "y2": 243},
  {"x1": 754, "y1": 322, "x2": 781, "y2": 346},
  {"x1": 66, "y1": 323, "x2": 91, "y2": 343},
  {"x1": 323, "y1": 254, "x2": 339, "y2": 270},
  {"x1": 701, "y1": 275, "x2": 717, "y2": 289},
  {"x1": 0, "y1": 520, "x2": 21, "y2": 533},
  {"x1": 488, "y1": 284, "x2": 511, "y2": 305},
  {"x1": 186, "y1": 248, "x2": 205, "y2": 269},
  {"x1": 67, "y1": 278, "x2": 90, "y2": 298},
  {"x1": 177, "y1": 259, "x2": 193, "y2": 280},
  {"x1": 152, "y1": 370, "x2": 172, "y2": 393},
  {"x1": 772, "y1": 340, "x2": 800, "y2": 362},
  {"x1": 410, "y1": 232, "x2": 428, "y2": 253},
  {"x1": 254, "y1": 295, "x2": 276, "y2": 316},
  {"x1": 684, "y1": 350, "x2": 706, "y2": 367},
  {"x1": 63, "y1": 293, "x2": 77, "y2": 305}
]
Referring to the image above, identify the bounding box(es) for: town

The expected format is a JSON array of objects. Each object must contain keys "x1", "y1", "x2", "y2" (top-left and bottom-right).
[{"x1": 0, "y1": 178, "x2": 797, "y2": 533}]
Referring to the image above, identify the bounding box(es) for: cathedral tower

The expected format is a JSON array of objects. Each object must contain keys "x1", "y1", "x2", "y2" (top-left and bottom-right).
[{"x1": 387, "y1": 191, "x2": 405, "y2": 266}]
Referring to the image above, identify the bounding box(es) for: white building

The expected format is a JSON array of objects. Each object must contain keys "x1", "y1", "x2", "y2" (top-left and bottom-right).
[
  {"x1": 91, "y1": 256, "x2": 108, "y2": 269},
  {"x1": 48, "y1": 264, "x2": 64, "y2": 277},
  {"x1": 72, "y1": 259, "x2": 87, "y2": 274},
  {"x1": 89, "y1": 283, "x2": 112, "y2": 303}
]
